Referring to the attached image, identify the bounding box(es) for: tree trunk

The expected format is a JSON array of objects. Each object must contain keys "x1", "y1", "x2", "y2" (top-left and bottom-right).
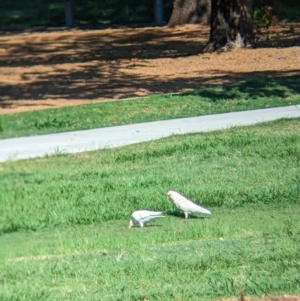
[
  {"x1": 167, "y1": 0, "x2": 211, "y2": 27},
  {"x1": 204, "y1": 0, "x2": 255, "y2": 53}
]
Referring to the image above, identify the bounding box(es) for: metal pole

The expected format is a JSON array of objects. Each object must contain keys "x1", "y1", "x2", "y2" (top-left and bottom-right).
[
  {"x1": 65, "y1": 0, "x2": 74, "y2": 27},
  {"x1": 154, "y1": 0, "x2": 164, "y2": 24}
]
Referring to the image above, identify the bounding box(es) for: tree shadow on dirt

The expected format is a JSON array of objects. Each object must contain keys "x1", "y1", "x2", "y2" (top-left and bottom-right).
[
  {"x1": 1, "y1": 68, "x2": 299, "y2": 106},
  {"x1": 0, "y1": 26, "x2": 207, "y2": 67},
  {"x1": 0, "y1": 23, "x2": 299, "y2": 66},
  {"x1": 256, "y1": 23, "x2": 300, "y2": 48},
  {"x1": 0, "y1": 23, "x2": 299, "y2": 110}
]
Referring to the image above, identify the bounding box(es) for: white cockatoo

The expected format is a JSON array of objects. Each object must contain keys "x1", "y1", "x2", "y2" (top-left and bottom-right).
[
  {"x1": 167, "y1": 191, "x2": 211, "y2": 219},
  {"x1": 129, "y1": 210, "x2": 165, "y2": 228}
]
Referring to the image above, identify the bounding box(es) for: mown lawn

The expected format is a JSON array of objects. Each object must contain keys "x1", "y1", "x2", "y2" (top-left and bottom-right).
[
  {"x1": 0, "y1": 76, "x2": 299, "y2": 139},
  {"x1": 0, "y1": 118, "x2": 300, "y2": 300}
]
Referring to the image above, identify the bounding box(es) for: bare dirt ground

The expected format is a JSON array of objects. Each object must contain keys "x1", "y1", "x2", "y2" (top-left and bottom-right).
[{"x1": 0, "y1": 23, "x2": 299, "y2": 114}]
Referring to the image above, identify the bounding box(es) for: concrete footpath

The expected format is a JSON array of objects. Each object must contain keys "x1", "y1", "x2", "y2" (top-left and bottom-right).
[{"x1": 1, "y1": 105, "x2": 300, "y2": 163}]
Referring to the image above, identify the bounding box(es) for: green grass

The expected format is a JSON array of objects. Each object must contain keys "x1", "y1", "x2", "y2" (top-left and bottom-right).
[
  {"x1": 1, "y1": 208, "x2": 300, "y2": 301},
  {"x1": 1, "y1": 76, "x2": 300, "y2": 139},
  {"x1": 0, "y1": 118, "x2": 300, "y2": 300}
]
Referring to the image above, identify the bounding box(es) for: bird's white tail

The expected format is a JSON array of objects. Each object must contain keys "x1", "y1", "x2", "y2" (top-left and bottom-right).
[{"x1": 199, "y1": 207, "x2": 211, "y2": 215}]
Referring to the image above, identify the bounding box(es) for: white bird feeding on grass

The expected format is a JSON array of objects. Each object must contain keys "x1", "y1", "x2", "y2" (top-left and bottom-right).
[
  {"x1": 167, "y1": 191, "x2": 212, "y2": 219},
  {"x1": 129, "y1": 210, "x2": 165, "y2": 228}
]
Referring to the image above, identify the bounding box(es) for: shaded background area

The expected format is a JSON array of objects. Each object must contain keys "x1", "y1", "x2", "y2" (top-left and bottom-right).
[
  {"x1": 0, "y1": 0, "x2": 299, "y2": 29},
  {"x1": 0, "y1": 0, "x2": 172, "y2": 29}
]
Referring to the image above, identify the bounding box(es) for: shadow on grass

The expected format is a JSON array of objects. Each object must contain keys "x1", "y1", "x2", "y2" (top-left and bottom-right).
[
  {"x1": 166, "y1": 210, "x2": 207, "y2": 219},
  {"x1": 184, "y1": 75, "x2": 300, "y2": 101}
]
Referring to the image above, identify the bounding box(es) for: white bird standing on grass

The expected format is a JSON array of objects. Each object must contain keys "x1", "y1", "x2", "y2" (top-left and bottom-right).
[
  {"x1": 129, "y1": 210, "x2": 165, "y2": 228},
  {"x1": 167, "y1": 191, "x2": 211, "y2": 219}
]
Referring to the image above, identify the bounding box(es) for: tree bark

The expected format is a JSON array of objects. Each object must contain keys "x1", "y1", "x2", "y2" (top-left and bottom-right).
[
  {"x1": 204, "y1": 0, "x2": 255, "y2": 53},
  {"x1": 167, "y1": 0, "x2": 211, "y2": 27}
]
